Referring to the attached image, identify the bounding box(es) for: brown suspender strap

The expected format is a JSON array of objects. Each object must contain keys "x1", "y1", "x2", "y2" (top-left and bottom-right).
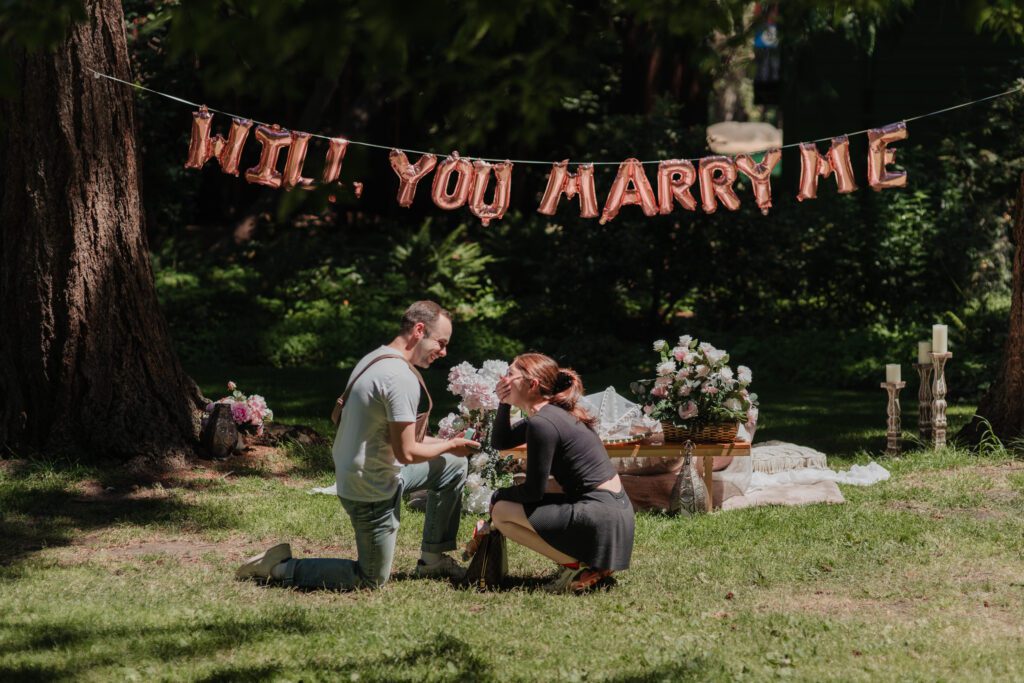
[{"x1": 331, "y1": 355, "x2": 433, "y2": 436}]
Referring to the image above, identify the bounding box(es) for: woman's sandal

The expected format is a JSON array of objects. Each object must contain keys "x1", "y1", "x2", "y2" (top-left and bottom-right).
[{"x1": 569, "y1": 568, "x2": 614, "y2": 593}]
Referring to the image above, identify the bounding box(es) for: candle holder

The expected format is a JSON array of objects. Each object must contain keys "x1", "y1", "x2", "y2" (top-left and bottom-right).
[
  {"x1": 880, "y1": 381, "x2": 906, "y2": 456},
  {"x1": 913, "y1": 362, "x2": 933, "y2": 442},
  {"x1": 930, "y1": 352, "x2": 953, "y2": 449}
]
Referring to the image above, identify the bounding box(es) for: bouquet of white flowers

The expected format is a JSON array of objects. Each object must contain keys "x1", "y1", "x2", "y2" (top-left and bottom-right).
[
  {"x1": 632, "y1": 336, "x2": 757, "y2": 436},
  {"x1": 437, "y1": 360, "x2": 515, "y2": 513}
]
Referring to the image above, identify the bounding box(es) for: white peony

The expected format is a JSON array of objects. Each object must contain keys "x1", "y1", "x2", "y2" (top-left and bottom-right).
[
  {"x1": 678, "y1": 334, "x2": 693, "y2": 348},
  {"x1": 657, "y1": 360, "x2": 676, "y2": 377},
  {"x1": 724, "y1": 398, "x2": 743, "y2": 412},
  {"x1": 480, "y1": 360, "x2": 509, "y2": 381},
  {"x1": 465, "y1": 486, "x2": 493, "y2": 514},
  {"x1": 737, "y1": 365, "x2": 752, "y2": 384},
  {"x1": 653, "y1": 339, "x2": 668, "y2": 351}
]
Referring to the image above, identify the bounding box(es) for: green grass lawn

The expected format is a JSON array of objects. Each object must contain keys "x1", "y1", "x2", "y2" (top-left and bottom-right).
[{"x1": 2, "y1": 366, "x2": 1022, "y2": 681}]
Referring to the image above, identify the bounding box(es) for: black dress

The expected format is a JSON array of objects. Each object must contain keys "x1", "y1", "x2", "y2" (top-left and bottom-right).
[{"x1": 490, "y1": 403, "x2": 635, "y2": 571}]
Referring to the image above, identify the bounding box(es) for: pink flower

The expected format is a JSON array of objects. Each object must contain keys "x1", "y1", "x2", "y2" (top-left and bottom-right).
[
  {"x1": 702, "y1": 385, "x2": 719, "y2": 395},
  {"x1": 247, "y1": 394, "x2": 268, "y2": 418},
  {"x1": 678, "y1": 401, "x2": 698, "y2": 420},
  {"x1": 678, "y1": 384, "x2": 692, "y2": 396},
  {"x1": 651, "y1": 385, "x2": 668, "y2": 398},
  {"x1": 231, "y1": 401, "x2": 253, "y2": 424},
  {"x1": 673, "y1": 347, "x2": 687, "y2": 361}
]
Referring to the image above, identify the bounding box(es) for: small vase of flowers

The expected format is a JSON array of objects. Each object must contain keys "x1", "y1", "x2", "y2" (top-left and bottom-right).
[
  {"x1": 632, "y1": 336, "x2": 757, "y2": 443},
  {"x1": 437, "y1": 360, "x2": 516, "y2": 513}
]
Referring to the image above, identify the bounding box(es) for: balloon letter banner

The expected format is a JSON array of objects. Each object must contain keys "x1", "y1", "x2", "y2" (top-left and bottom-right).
[
  {"x1": 796, "y1": 136, "x2": 857, "y2": 201},
  {"x1": 735, "y1": 149, "x2": 782, "y2": 215},
  {"x1": 177, "y1": 102, "x2": 917, "y2": 218},
  {"x1": 389, "y1": 150, "x2": 438, "y2": 207},
  {"x1": 867, "y1": 122, "x2": 908, "y2": 190},
  {"x1": 184, "y1": 105, "x2": 252, "y2": 176},
  {"x1": 657, "y1": 160, "x2": 698, "y2": 214},
  {"x1": 698, "y1": 156, "x2": 741, "y2": 214},
  {"x1": 469, "y1": 160, "x2": 513, "y2": 226},
  {"x1": 600, "y1": 158, "x2": 658, "y2": 224},
  {"x1": 537, "y1": 161, "x2": 600, "y2": 218}
]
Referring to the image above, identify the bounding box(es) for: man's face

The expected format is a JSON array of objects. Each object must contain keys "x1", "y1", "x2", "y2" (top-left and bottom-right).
[{"x1": 411, "y1": 316, "x2": 451, "y2": 368}]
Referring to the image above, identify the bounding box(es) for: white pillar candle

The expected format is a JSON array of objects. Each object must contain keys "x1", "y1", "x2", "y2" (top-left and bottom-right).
[
  {"x1": 932, "y1": 324, "x2": 948, "y2": 354},
  {"x1": 886, "y1": 364, "x2": 901, "y2": 384},
  {"x1": 918, "y1": 341, "x2": 932, "y2": 364}
]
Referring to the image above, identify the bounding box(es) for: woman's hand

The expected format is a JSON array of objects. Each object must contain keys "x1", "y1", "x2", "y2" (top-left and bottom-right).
[{"x1": 496, "y1": 376, "x2": 513, "y2": 404}]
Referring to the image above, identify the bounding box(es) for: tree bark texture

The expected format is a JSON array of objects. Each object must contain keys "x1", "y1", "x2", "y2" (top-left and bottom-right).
[
  {"x1": 0, "y1": 0, "x2": 201, "y2": 460},
  {"x1": 962, "y1": 171, "x2": 1024, "y2": 444}
]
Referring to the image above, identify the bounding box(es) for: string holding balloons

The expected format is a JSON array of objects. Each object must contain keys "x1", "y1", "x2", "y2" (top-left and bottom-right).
[{"x1": 183, "y1": 104, "x2": 912, "y2": 225}]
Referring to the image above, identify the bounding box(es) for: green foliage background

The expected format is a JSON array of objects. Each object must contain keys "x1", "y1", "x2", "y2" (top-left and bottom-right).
[{"x1": 7, "y1": 0, "x2": 1021, "y2": 397}]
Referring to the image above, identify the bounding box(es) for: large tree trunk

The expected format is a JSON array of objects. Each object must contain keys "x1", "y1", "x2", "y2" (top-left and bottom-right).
[
  {"x1": 0, "y1": 0, "x2": 201, "y2": 461},
  {"x1": 961, "y1": 171, "x2": 1024, "y2": 444}
]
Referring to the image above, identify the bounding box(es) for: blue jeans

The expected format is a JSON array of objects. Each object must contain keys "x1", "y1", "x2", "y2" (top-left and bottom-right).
[{"x1": 281, "y1": 454, "x2": 467, "y2": 590}]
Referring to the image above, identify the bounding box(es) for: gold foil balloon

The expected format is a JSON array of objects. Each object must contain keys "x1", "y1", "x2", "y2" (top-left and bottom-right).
[
  {"x1": 431, "y1": 152, "x2": 475, "y2": 210},
  {"x1": 469, "y1": 160, "x2": 513, "y2": 226},
  {"x1": 599, "y1": 158, "x2": 658, "y2": 224},
  {"x1": 867, "y1": 122, "x2": 908, "y2": 190},
  {"x1": 184, "y1": 105, "x2": 252, "y2": 176},
  {"x1": 537, "y1": 160, "x2": 599, "y2": 218},
  {"x1": 389, "y1": 149, "x2": 437, "y2": 207},
  {"x1": 735, "y1": 149, "x2": 782, "y2": 215},
  {"x1": 656, "y1": 160, "x2": 698, "y2": 214},
  {"x1": 698, "y1": 156, "x2": 741, "y2": 213},
  {"x1": 796, "y1": 136, "x2": 857, "y2": 201}
]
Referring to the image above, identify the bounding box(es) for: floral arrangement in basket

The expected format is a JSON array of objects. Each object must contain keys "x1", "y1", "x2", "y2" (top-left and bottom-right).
[
  {"x1": 631, "y1": 336, "x2": 757, "y2": 441},
  {"x1": 436, "y1": 360, "x2": 515, "y2": 513},
  {"x1": 204, "y1": 381, "x2": 274, "y2": 436}
]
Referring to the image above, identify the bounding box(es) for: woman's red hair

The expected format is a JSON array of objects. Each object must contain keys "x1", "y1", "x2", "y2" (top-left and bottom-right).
[{"x1": 513, "y1": 353, "x2": 597, "y2": 429}]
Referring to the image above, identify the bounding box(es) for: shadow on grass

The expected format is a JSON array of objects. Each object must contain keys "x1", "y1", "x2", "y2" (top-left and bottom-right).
[
  {"x1": 0, "y1": 459, "x2": 234, "y2": 568},
  {"x1": 0, "y1": 613, "x2": 317, "y2": 680},
  {"x1": 194, "y1": 633, "x2": 496, "y2": 682}
]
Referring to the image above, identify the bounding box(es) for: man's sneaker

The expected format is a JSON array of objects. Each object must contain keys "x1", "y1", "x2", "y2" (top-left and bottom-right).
[
  {"x1": 235, "y1": 543, "x2": 291, "y2": 581},
  {"x1": 415, "y1": 554, "x2": 466, "y2": 580},
  {"x1": 542, "y1": 564, "x2": 586, "y2": 594}
]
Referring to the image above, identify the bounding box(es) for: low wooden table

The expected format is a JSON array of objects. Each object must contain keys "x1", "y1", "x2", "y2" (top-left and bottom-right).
[{"x1": 501, "y1": 440, "x2": 751, "y2": 513}]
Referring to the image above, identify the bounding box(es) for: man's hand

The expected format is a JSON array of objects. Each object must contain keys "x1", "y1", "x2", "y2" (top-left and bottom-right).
[
  {"x1": 448, "y1": 437, "x2": 481, "y2": 457},
  {"x1": 496, "y1": 376, "x2": 513, "y2": 404}
]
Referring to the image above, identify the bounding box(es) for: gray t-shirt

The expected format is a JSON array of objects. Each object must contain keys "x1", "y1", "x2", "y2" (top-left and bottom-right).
[{"x1": 333, "y1": 346, "x2": 420, "y2": 501}]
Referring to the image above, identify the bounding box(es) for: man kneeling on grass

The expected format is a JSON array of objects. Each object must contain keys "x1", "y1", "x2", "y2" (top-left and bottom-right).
[{"x1": 236, "y1": 301, "x2": 479, "y2": 589}]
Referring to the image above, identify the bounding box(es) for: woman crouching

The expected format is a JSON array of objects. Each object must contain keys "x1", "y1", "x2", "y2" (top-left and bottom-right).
[{"x1": 490, "y1": 353, "x2": 635, "y2": 593}]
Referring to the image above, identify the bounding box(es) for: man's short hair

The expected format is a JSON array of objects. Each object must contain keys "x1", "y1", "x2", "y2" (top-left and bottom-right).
[{"x1": 399, "y1": 300, "x2": 451, "y2": 336}]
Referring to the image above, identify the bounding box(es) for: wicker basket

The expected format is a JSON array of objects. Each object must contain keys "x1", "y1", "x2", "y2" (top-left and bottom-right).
[{"x1": 660, "y1": 421, "x2": 739, "y2": 443}]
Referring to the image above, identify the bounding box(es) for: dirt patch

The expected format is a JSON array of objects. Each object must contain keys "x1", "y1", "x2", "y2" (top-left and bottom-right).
[
  {"x1": 60, "y1": 445, "x2": 321, "y2": 502},
  {"x1": 53, "y1": 532, "x2": 354, "y2": 567},
  {"x1": 757, "y1": 586, "x2": 1024, "y2": 635},
  {"x1": 758, "y1": 590, "x2": 921, "y2": 620},
  {"x1": 901, "y1": 462, "x2": 1024, "y2": 489}
]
